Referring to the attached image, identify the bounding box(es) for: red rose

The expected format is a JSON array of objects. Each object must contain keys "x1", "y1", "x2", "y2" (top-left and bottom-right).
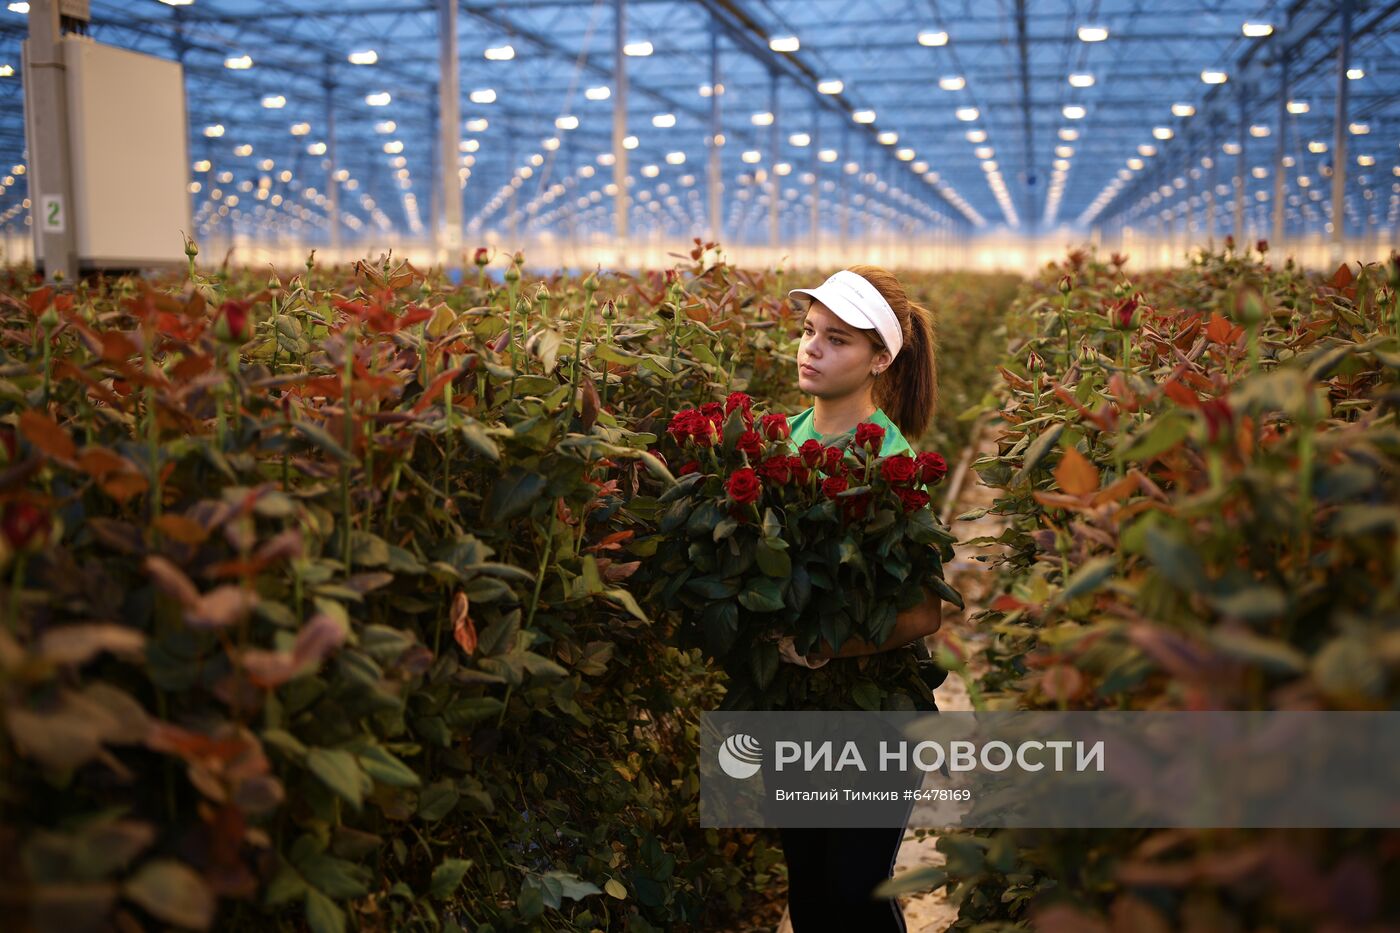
[
  {"x1": 879, "y1": 454, "x2": 918, "y2": 486},
  {"x1": 473, "y1": 247, "x2": 491, "y2": 266},
  {"x1": 758, "y1": 413, "x2": 790, "y2": 441},
  {"x1": 724, "y1": 392, "x2": 754, "y2": 427},
  {"x1": 915, "y1": 451, "x2": 949, "y2": 485},
  {"x1": 215, "y1": 299, "x2": 253, "y2": 343},
  {"x1": 679, "y1": 460, "x2": 701, "y2": 476},
  {"x1": 2, "y1": 501, "x2": 49, "y2": 550},
  {"x1": 756, "y1": 456, "x2": 792, "y2": 486},
  {"x1": 896, "y1": 487, "x2": 930, "y2": 513},
  {"x1": 666, "y1": 408, "x2": 702, "y2": 445},
  {"x1": 1109, "y1": 295, "x2": 1139, "y2": 331},
  {"x1": 821, "y1": 475, "x2": 849, "y2": 498},
  {"x1": 798, "y1": 439, "x2": 825, "y2": 468},
  {"x1": 840, "y1": 491, "x2": 872, "y2": 522},
  {"x1": 700, "y1": 401, "x2": 724, "y2": 422},
  {"x1": 736, "y1": 430, "x2": 763, "y2": 457},
  {"x1": 821, "y1": 446, "x2": 845, "y2": 473},
  {"x1": 854, "y1": 421, "x2": 885, "y2": 452},
  {"x1": 787, "y1": 456, "x2": 811, "y2": 486},
  {"x1": 726, "y1": 467, "x2": 761, "y2": 505}
]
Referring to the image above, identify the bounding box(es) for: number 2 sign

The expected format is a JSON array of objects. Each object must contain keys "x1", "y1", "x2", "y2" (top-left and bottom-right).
[{"x1": 40, "y1": 195, "x2": 65, "y2": 234}]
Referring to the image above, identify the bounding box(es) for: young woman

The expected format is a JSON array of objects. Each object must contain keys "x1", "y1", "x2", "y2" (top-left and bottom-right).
[{"x1": 772, "y1": 265, "x2": 947, "y2": 933}]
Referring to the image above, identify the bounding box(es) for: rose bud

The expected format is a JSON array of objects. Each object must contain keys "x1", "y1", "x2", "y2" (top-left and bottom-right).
[
  {"x1": 854, "y1": 421, "x2": 885, "y2": 452},
  {"x1": 759, "y1": 413, "x2": 790, "y2": 441}
]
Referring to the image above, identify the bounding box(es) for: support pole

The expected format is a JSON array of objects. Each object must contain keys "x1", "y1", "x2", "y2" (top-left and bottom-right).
[
  {"x1": 25, "y1": 0, "x2": 77, "y2": 281},
  {"x1": 1273, "y1": 52, "x2": 1288, "y2": 251},
  {"x1": 809, "y1": 103, "x2": 820, "y2": 260},
  {"x1": 612, "y1": 0, "x2": 629, "y2": 258},
  {"x1": 768, "y1": 71, "x2": 779, "y2": 248},
  {"x1": 324, "y1": 54, "x2": 340, "y2": 257},
  {"x1": 1331, "y1": 0, "x2": 1353, "y2": 263},
  {"x1": 438, "y1": 0, "x2": 462, "y2": 260},
  {"x1": 1234, "y1": 81, "x2": 1247, "y2": 243},
  {"x1": 707, "y1": 21, "x2": 722, "y2": 244}
]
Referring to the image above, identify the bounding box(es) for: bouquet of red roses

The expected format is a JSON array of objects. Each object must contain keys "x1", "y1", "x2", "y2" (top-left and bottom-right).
[{"x1": 638, "y1": 392, "x2": 962, "y2": 710}]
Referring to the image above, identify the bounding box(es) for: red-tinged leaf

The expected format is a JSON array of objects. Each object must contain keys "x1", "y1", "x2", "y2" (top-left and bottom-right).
[
  {"x1": 990, "y1": 595, "x2": 1029, "y2": 612},
  {"x1": 187, "y1": 586, "x2": 258, "y2": 629},
  {"x1": 1161, "y1": 378, "x2": 1199, "y2": 409},
  {"x1": 1090, "y1": 473, "x2": 1139, "y2": 506},
  {"x1": 586, "y1": 529, "x2": 635, "y2": 553},
  {"x1": 77, "y1": 445, "x2": 131, "y2": 477},
  {"x1": 1041, "y1": 664, "x2": 1084, "y2": 702},
  {"x1": 580, "y1": 376, "x2": 601, "y2": 432},
  {"x1": 100, "y1": 330, "x2": 140, "y2": 362},
  {"x1": 388, "y1": 269, "x2": 416, "y2": 290},
  {"x1": 143, "y1": 556, "x2": 200, "y2": 606},
  {"x1": 19, "y1": 410, "x2": 77, "y2": 462},
  {"x1": 27, "y1": 286, "x2": 53, "y2": 315},
  {"x1": 291, "y1": 613, "x2": 348, "y2": 668},
  {"x1": 145, "y1": 723, "x2": 253, "y2": 763},
  {"x1": 451, "y1": 591, "x2": 477, "y2": 656},
  {"x1": 600, "y1": 559, "x2": 640, "y2": 582},
  {"x1": 1331, "y1": 262, "x2": 1353, "y2": 290},
  {"x1": 1204, "y1": 313, "x2": 1241, "y2": 346},
  {"x1": 1054, "y1": 447, "x2": 1100, "y2": 496},
  {"x1": 253, "y1": 529, "x2": 303, "y2": 564},
  {"x1": 153, "y1": 514, "x2": 210, "y2": 545},
  {"x1": 997, "y1": 365, "x2": 1032, "y2": 390},
  {"x1": 412, "y1": 366, "x2": 463, "y2": 415},
  {"x1": 1032, "y1": 491, "x2": 1092, "y2": 511},
  {"x1": 169, "y1": 352, "x2": 213, "y2": 382},
  {"x1": 38, "y1": 624, "x2": 146, "y2": 666},
  {"x1": 100, "y1": 472, "x2": 149, "y2": 504}
]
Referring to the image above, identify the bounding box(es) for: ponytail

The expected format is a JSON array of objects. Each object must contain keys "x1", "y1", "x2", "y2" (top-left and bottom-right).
[{"x1": 845, "y1": 264, "x2": 939, "y2": 441}]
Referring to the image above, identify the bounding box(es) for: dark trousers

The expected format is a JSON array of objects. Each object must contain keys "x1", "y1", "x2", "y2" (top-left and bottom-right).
[{"x1": 778, "y1": 823, "x2": 910, "y2": 932}]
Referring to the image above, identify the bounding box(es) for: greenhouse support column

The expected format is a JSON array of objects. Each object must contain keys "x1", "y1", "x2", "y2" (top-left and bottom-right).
[
  {"x1": 768, "y1": 71, "x2": 780, "y2": 248},
  {"x1": 438, "y1": 0, "x2": 462, "y2": 258},
  {"x1": 613, "y1": 0, "x2": 629, "y2": 258},
  {"x1": 25, "y1": 0, "x2": 77, "y2": 281},
  {"x1": 1273, "y1": 52, "x2": 1288, "y2": 251},
  {"x1": 323, "y1": 55, "x2": 340, "y2": 256},
  {"x1": 809, "y1": 105, "x2": 820, "y2": 259},
  {"x1": 707, "y1": 19, "x2": 722, "y2": 243},
  {"x1": 839, "y1": 125, "x2": 851, "y2": 251},
  {"x1": 1331, "y1": 0, "x2": 1353, "y2": 262},
  {"x1": 1234, "y1": 81, "x2": 1247, "y2": 244},
  {"x1": 1206, "y1": 123, "x2": 1218, "y2": 247}
]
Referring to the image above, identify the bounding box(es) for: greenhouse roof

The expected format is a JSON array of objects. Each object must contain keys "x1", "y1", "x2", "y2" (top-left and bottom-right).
[{"x1": 0, "y1": 0, "x2": 1397, "y2": 244}]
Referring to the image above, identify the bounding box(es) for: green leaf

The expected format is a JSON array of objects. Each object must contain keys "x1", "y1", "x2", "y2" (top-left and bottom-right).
[
  {"x1": 304, "y1": 887, "x2": 346, "y2": 933},
  {"x1": 356, "y1": 745, "x2": 421, "y2": 788},
  {"x1": 429, "y1": 858, "x2": 474, "y2": 900},
  {"x1": 297, "y1": 854, "x2": 370, "y2": 899},
  {"x1": 1143, "y1": 525, "x2": 1207, "y2": 590},
  {"x1": 483, "y1": 467, "x2": 547, "y2": 524},
  {"x1": 593, "y1": 344, "x2": 645, "y2": 366},
  {"x1": 1055, "y1": 556, "x2": 1117, "y2": 604},
  {"x1": 874, "y1": 866, "x2": 947, "y2": 898},
  {"x1": 749, "y1": 642, "x2": 779, "y2": 689},
  {"x1": 604, "y1": 878, "x2": 627, "y2": 899},
  {"x1": 1016, "y1": 423, "x2": 1065, "y2": 480},
  {"x1": 850, "y1": 681, "x2": 882, "y2": 712},
  {"x1": 602, "y1": 587, "x2": 650, "y2": 622},
  {"x1": 457, "y1": 419, "x2": 500, "y2": 461},
  {"x1": 755, "y1": 540, "x2": 792, "y2": 578},
  {"x1": 417, "y1": 780, "x2": 460, "y2": 821},
  {"x1": 306, "y1": 748, "x2": 365, "y2": 808},
  {"x1": 1117, "y1": 413, "x2": 1189, "y2": 463},
  {"x1": 294, "y1": 421, "x2": 354, "y2": 463},
  {"x1": 686, "y1": 576, "x2": 739, "y2": 599},
  {"x1": 540, "y1": 870, "x2": 602, "y2": 901},
  {"x1": 1205, "y1": 585, "x2": 1287, "y2": 621},
  {"x1": 348, "y1": 531, "x2": 390, "y2": 567},
  {"x1": 1208, "y1": 629, "x2": 1307, "y2": 674},
  {"x1": 123, "y1": 860, "x2": 215, "y2": 930},
  {"x1": 738, "y1": 576, "x2": 785, "y2": 613}
]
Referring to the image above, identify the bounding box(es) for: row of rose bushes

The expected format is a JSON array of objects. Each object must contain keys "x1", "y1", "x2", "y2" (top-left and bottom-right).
[
  {"x1": 900, "y1": 243, "x2": 1400, "y2": 929},
  {"x1": 0, "y1": 243, "x2": 1017, "y2": 932}
]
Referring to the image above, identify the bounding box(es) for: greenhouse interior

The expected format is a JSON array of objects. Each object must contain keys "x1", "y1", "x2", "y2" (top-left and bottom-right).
[
  {"x1": 2, "y1": 0, "x2": 1399, "y2": 271},
  {"x1": 3, "y1": 2, "x2": 1400, "y2": 933}
]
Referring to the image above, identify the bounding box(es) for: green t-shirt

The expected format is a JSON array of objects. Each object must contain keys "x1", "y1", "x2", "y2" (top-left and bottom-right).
[{"x1": 787, "y1": 405, "x2": 914, "y2": 458}]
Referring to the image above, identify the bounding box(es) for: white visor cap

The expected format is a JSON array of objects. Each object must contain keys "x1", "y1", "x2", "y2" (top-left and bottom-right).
[{"x1": 788, "y1": 269, "x2": 903, "y2": 362}]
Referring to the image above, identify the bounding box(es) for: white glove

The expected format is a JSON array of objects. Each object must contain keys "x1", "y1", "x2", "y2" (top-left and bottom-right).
[{"x1": 777, "y1": 635, "x2": 830, "y2": 669}]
